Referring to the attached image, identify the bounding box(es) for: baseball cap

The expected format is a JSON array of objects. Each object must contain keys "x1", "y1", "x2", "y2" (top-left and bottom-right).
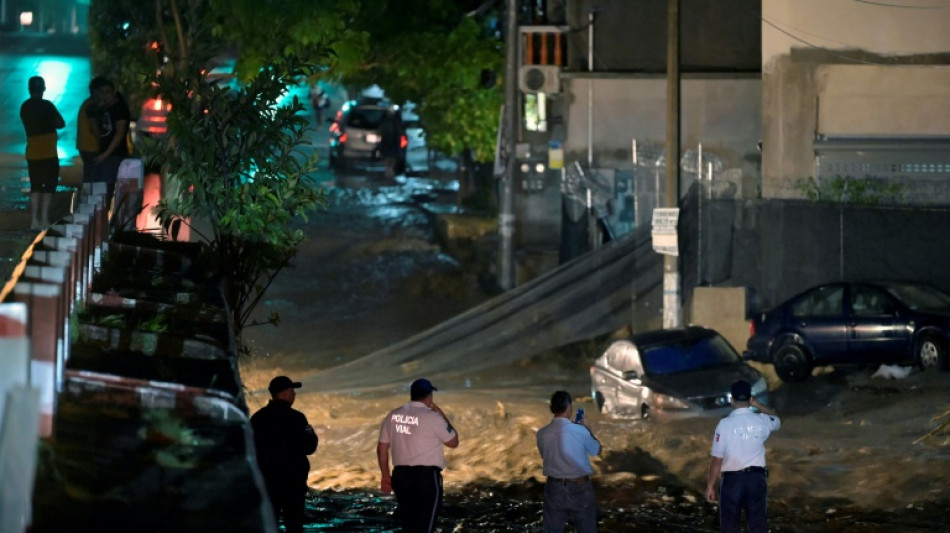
[
  {"x1": 268, "y1": 375, "x2": 302, "y2": 395},
  {"x1": 410, "y1": 378, "x2": 438, "y2": 398},
  {"x1": 730, "y1": 380, "x2": 752, "y2": 402}
]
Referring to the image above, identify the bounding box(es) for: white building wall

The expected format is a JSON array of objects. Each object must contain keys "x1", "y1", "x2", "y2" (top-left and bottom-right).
[{"x1": 761, "y1": 0, "x2": 950, "y2": 199}]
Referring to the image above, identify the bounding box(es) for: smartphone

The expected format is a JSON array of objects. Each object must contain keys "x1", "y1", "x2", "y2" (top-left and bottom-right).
[{"x1": 574, "y1": 408, "x2": 585, "y2": 424}]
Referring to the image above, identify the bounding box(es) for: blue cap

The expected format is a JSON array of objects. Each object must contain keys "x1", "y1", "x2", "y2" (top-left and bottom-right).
[{"x1": 410, "y1": 378, "x2": 438, "y2": 399}]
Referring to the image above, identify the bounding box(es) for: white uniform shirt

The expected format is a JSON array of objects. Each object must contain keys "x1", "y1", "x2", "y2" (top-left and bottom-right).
[
  {"x1": 537, "y1": 418, "x2": 601, "y2": 478},
  {"x1": 710, "y1": 407, "x2": 781, "y2": 472},
  {"x1": 379, "y1": 401, "x2": 457, "y2": 468}
]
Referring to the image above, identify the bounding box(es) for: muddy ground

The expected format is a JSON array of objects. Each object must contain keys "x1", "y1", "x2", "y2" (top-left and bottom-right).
[{"x1": 240, "y1": 182, "x2": 950, "y2": 532}]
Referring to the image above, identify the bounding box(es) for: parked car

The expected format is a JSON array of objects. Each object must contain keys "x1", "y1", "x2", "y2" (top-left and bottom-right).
[
  {"x1": 328, "y1": 98, "x2": 408, "y2": 172},
  {"x1": 744, "y1": 280, "x2": 950, "y2": 382},
  {"x1": 590, "y1": 326, "x2": 769, "y2": 420}
]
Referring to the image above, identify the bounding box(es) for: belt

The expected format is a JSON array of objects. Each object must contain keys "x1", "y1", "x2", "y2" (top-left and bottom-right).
[
  {"x1": 547, "y1": 475, "x2": 590, "y2": 483},
  {"x1": 722, "y1": 466, "x2": 767, "y2": 476}
]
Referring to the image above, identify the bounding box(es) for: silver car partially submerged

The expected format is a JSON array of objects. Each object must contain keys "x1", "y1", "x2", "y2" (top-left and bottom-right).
[{"x1": 590, "y1": 326, "x2": 770, "y2": 420}]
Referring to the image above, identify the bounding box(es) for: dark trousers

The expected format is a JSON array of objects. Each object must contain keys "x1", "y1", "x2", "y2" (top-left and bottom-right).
[
  {"x1": 79, "y1": 151, "x2": 97, "y2": 183},
  {"x1": 392, "y1": 465, "x2": 443, "y2": 533},
  {"x1": 90, "y1": 155, "x2": 123, "y2": 202},
  {"x1": 542, "y1": 479, "x2": 597, "y2": 533},
  {"x1": 719, "y1": 471, "x2": 768, "y2": 533},
  {"x1": 266, "y1": 483, "x2": 306, "y2": 533}
]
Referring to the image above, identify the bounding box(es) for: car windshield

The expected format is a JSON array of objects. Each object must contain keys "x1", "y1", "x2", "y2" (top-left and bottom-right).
[
  {"x1": 640, "y1": 334, "x2": 741, "y2": 376},
  {"x1": 346, "y1": 108, "x2": 386, "y2": 129},
  {"x1": 882, "y1": 283, "x2": 950, "y2": 310}
]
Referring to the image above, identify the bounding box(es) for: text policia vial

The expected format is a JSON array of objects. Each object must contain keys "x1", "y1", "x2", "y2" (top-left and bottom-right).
[{"x1": 391, "y1": 414, "x2": 419, "y2": 434}]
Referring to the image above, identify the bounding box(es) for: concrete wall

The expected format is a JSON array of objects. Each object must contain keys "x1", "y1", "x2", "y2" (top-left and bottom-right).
[
  {"x1": 761, "y1": 0, "x2": 950, "y2": 199},
  {"x1": 561, "y1": 76, "x2": 762, "y2": 197},
  {"x1": 689, "y1": 286, "x2": 748, "y2": 352}
]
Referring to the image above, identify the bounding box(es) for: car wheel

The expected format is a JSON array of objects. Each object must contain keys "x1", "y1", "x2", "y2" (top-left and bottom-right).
[
  {"x1": 917, "y1": 336, "x2": 945, "y2": 370},
  {"x1": 773, "y1": 344, "x2": 812, "y2": 382}
]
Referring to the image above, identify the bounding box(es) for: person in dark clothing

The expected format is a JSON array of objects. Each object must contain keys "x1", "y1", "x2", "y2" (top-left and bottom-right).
[
  {"x1": 19, "y1": 76, "x2": 65, "y2": 229},
  {"x1": 251, "y1": 375, "x2": 319, "y2": 533},
  {"x1": 89, "y1": 77, "x2": 131, "y2": 202},
  {"x1": 378, "y1": 108, "x2": 405, "y2": 180}
]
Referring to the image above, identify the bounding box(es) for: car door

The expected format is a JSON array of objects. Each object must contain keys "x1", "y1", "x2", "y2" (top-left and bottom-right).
[
  {"x1": 602, "y1": 341, "x2": 645, "y2": 416},
  {"x1": 847, "y1": 284, "x2": 913, "y2": 364},
  {"x1": 789, "y1": 284, "x2": 849, "y2": 362}
]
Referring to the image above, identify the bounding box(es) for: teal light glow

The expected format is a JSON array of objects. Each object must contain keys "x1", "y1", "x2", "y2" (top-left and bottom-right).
[{"x1": 35, "y1": 59, "x2": 74, "y2": 104}]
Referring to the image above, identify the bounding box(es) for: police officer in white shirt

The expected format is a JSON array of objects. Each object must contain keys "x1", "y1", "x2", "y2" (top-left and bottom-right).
[
  {"x1": 377, "y1": 378, "x2": 459, "y2": 533},
  {"x1": 706, "y1": 380, "x2": 781, "y2": 533},
  {"x1": 536, "y1": 390, "x2": 601, "y2": 533}
]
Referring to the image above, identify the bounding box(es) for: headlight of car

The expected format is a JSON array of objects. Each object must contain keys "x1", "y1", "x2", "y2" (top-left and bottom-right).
[
  {"x1": 652, "y1": 393, "x2": 691, "y2": 410},
  {"x1": 366, "y1": 133, "x2": 381, "y2": 143}
]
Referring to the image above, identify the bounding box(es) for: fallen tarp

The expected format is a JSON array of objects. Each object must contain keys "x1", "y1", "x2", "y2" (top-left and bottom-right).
[{"x1": 310, "y1": 224, "x2": 662, "y2": 393}]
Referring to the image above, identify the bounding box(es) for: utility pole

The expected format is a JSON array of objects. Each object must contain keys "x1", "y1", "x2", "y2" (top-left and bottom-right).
[
  {"x1": 498, "y1": 0, "x2": 518, "y2": 291},
  {"x1": 663, "y1": 0, "x2": 682, "y2": 328}
]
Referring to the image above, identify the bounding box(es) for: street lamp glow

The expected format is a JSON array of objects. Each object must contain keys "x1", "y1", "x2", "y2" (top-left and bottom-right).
[{"x1": 20, "y1": 12, "x2": 34, "y2": 26}]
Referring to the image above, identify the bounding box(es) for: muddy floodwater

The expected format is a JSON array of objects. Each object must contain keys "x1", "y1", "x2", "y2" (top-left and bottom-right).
[{"x1": 241, "y1": 181, "x2": 950, "y2": 532}]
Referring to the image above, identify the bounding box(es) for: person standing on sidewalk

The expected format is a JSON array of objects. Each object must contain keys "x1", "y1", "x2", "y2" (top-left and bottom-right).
[
  {"x1": 705, "y1": 380, "x2": 781, "y2": 533},
  {"x1": 76, "y1": 78, "x2": 101, "y2": 185},
  {"x1": 90, "y1": 77, "x2": 131, "y2": 202},
  {"x1": 377, "y1": 378, "x2": 459, "y2": 533},
  {"x1": 536, "y1": 390, "x2": 601, "y2": 533},
  {"x1": 19, "y1": 76, "x2": 65, "y2": 229},
  {"x1": 251, "y1": 375, "x2": 319, "y2": 533}
]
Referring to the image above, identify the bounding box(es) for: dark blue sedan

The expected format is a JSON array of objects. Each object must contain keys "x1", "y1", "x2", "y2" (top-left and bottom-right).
[{"x1": 744, "y1": 281, "x2": 950, "y2": 382}]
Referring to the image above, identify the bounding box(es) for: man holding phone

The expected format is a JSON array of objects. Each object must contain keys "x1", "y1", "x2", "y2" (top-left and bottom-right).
[{"x1": 536, "y1": 390, "x2": 601, "y2": 533}]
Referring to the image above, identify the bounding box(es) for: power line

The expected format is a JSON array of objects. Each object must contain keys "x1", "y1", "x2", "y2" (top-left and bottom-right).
[
  {"x1": 760, "y1": 16, "x2": 879, "y2": 65},
  {"x1": 852, "y1": 0, "x2": 950, "y2": 9},
  {"x1": 760, "y1": 13, "x2": 950, "y2": 67}
]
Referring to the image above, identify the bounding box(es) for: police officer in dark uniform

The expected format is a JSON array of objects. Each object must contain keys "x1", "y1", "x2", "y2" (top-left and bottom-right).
[
  {"x1": 377, "y1": 378, "x2": 459, "y2": 533},
  {"x1": 706, "y1": 380, "x2": 781, "y2": 533},
  {"x1": 251, "y1": 376, "x2": 318, "y2": 533}
]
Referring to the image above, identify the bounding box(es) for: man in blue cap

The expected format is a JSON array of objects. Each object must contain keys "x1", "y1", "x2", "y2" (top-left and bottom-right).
[
  {"x1": 706, "y1": 380, "x2": 781, "y2": 533},
  {"x1": 377, "y1": 378, "x2": 459, "y2": 533},
  {"x1": 251, "y1": 375, "x2": 318, "y2": 533}
]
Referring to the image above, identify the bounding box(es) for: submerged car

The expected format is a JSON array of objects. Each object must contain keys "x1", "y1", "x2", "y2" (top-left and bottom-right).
[
  {"x1": 590, "y1": 326, "x2": 769, "y2": 420},
  {"x1": 328, "y1": 98, "x2": 408, "y2": 171},
  {"x1": 744, "y1": 280, "x2": 950, "y2": 382}
]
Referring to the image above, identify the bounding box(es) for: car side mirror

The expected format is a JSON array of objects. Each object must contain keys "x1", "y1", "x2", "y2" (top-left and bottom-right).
[{"x1": 622, "y1": 370, "x2": 640, "y2": 381}]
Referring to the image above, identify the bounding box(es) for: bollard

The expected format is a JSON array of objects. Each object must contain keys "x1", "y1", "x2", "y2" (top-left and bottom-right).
[
  {"x1": 0, "y1": 307, "x2": 38, "y2": 532},
  {"x1": 62, "y1": 212, "x2": 93, "y2": 302},
  {"x1": 12, "y1": 282, "x2": 63, "y2": 438},
  {"x1": 20, "y1": 266, "x2": 68, "y2": 400}
]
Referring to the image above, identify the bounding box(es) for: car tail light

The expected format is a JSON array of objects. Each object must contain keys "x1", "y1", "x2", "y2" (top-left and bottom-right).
[
  {"x1": 748, "y1": 319, "x2": 755, "y2": 338},
  {"x1": 399, "y1": 134, "x2": 408, "y2": 149}
]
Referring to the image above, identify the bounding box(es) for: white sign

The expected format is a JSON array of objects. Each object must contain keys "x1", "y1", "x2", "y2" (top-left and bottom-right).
[{"x1": 651, "y1": 208, "x2": 679, "y2": 256}]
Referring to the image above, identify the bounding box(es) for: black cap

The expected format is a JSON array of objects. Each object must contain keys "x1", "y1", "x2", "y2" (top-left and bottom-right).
[
  {"x1": 268, "y1": 375, "x2": 302, "y2": 395},
  {"x1": 730, "y1": 380, "x2": 752, "y2": 402},
  {"x1": 410, "y1": 378, "x2": 437, "y2": 399}
]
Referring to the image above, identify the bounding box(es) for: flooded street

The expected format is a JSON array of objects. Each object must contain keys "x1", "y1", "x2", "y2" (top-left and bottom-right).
[{"x1": 240, "y1": 174, "x2": 950, "y2": 532}]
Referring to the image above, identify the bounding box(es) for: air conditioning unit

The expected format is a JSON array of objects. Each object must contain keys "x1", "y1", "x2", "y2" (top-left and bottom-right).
[{"x1": 519, "y1": 65, "x2": 561, "y2": 94}]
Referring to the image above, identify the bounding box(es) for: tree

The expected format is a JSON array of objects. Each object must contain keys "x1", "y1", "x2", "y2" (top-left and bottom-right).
[
  {"x1": 145, "y1": 58, "x2": 327, "y2": 342},
  {"x1": 90, "y1": 0, "x2": 330, "y2": 345},
  {"x1": 323, "y1": 0, "x2": 505, "y2": 206}
]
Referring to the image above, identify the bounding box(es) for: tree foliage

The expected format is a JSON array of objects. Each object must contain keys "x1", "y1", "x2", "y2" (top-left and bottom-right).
[
  {"x1": 333, "y1": 0, "x2": 504, "y2": 163},
  {"x1": 90, "y1": 0, "x2": 329, "y2": 343},
  {"x1": 145, "y1": 58, "x2": 326, "y2": 339}
]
